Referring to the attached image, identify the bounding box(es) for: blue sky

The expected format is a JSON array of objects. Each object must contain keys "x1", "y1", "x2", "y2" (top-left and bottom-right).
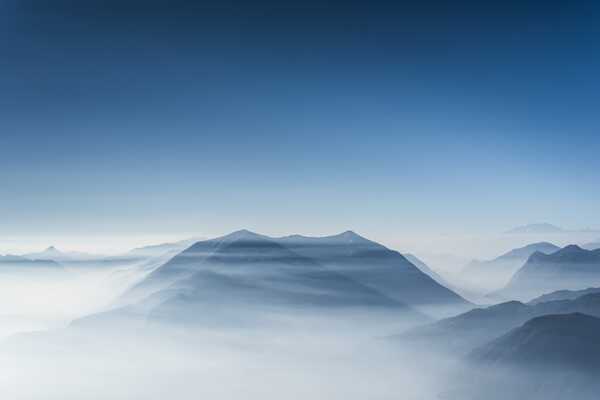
[{"x1": 1, "y1": 1, "x2": 599, "y2": 248}]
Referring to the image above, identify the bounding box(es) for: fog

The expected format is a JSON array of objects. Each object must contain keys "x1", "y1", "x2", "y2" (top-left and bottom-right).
[
  {"x1": 1, "y1": 232, "x2": 598, "y2": 399},
  {"x1": 0, "y1": 304, "x2": 456, "y2": 399}
]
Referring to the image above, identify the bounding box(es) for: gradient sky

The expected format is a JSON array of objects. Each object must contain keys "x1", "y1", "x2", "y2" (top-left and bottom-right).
[{"x1": 1, "y1": 0, "x2": 599, "y2": 250}]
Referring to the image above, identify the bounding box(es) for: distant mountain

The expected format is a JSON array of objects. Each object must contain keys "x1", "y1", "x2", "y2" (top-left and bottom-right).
[
  {"x1": 582, "y1": 240, "x2": 600, "y2": 250},
  {"x1": 460, "y1": 242, "x2": 560, "y2": 292},
  {"x1": 506, "y1": 223, "x2": 564, "y2": 234},
  {"x1": 124, "y1": 238, "x2": 200, "y2": 258},
  {"x1": 24, "y1": 246, "x2": 99, "y2": 262},
  {"x1": 116, "y1": 230, "x2": 429, "y2": 327},
  {"x1": 500, "y1": 245, "x2": 600, "y2": 301},
  {"x1": 0, "y1": 255, "x2": 67, "y2": 280},
  {"x1": 470, "y1": 312, "x2": 600, "y2": 369},
  {"x1": 399, "y1": 292, "x2": 600, "y2": 354},
  {"x1": 528, "y1": 287, "x2": 600, "y2": 305},
  {"x1": 0, "y1": 254, "x2": 63, "y2": 269}
]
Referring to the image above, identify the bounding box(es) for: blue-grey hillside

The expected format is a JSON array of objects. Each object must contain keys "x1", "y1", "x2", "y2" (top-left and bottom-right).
[
  {"x1": 460, "y1": 242, "x2": 559, "y2": 292},
  {"x1": 528, "y1": 287, "x2": 600, "y2": 304},
  {"x1": 453, "y1": 314, "x2": 600, "y2": 400},
  {"x1": 470, "y1": 312, "x2": 600, "y2": 369},
  {"x1": 277, "y1": 231, "x2": 472, "y2": 317},
  {"x1": 399, "y1": 291, "x2": 600, "y2": 354},
  {"x1": 500, "y1": 245, "x2": 600, "y2": 301},
  {"x1": 101, "y1": 230, "x2": 430, "y2": 328}
]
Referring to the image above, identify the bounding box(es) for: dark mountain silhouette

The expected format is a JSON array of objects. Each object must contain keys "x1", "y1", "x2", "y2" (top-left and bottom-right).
[
  {"x1": 460, "y1": 242, "x2": 559, "y2": 291},
  {"x1": 403, "y1": 253, "x2": 449, "y2": 287},
  {"x1": 451, "y1": 313, "x2": 600, "y2": 400},
  {"x1": 470, "y1": 313, "x2": 600, "y2": 369},
  {"x1": 399, "y1": 292, "x2": 600, "y2": 354},
  {"x1": 500, "y1": 245, "x2": 600, "y2": 301},
  {"x1": 528, "y1": 287, "x2": 600, "y2": 305},
  {"x1": 116, "y1": 230, "x2": 428, "y2": 327}
]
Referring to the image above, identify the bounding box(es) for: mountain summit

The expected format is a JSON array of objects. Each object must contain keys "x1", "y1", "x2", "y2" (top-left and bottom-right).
[
  {"x1": 118, "y1": 230, "x2": 471, "y2": 324},
  {"x1": 501, "y1": 245, "x2": 600, "y2": 300},
  {"x1": 460, "y1": 242, "x2": 560, "y2": 292},
  {"x1": 505, "y1": 223, "x2": 564, "y2": 234}
]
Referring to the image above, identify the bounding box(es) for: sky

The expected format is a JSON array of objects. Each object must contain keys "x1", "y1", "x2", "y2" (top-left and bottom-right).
[{"x1": 1, "y1": 0, "x2": 599, "y2": 253}]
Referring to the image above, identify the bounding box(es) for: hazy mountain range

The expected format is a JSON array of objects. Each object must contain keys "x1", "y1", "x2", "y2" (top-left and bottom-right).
[
  {"x1": 400, "y1": 290, "x2": 600, "y2": 354},
  {"x1": 582, "y1": 239, "x2": 600, "y2": 250},
  {"x1": 500, "y1": 245, "x2": 600, "y2": 301},
  {"x1": 5, "y1": 230, "x2": 600, "y2": 400},
  {"x1": 470, "y1": 312, "x2": 600, "y2": 370},
  {"x1": 505, "y1": 223, "x2": 565, "y2": 234},
  {"x1": 24, "y1": 246, "x2": 99, "y2": 262},
  {"x1": 505, "y1": 223, "x2": 600, "y2": 234},
  {"x1": 460, "y1": 242, "x2": 560, "y2": 292},
  {"x1": 0, "y1": 254, "x2": 63, "y2": 270},
  {"x1": 458, "y1": 313, "x2": 600, "y2": 400}
]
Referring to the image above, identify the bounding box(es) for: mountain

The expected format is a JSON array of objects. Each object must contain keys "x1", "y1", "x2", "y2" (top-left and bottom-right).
[
  {"x1": 399, "y1": 292, "x2": 600, "y2": 354},
  {"x1": 470, "y1": 313, "x2": 600, "y2": 369},
  {"x1": 24, "y1": 246, "x2": 99, "y2": 262},
  {"x1": 505, "y1": 223, "x2": 564, "y2": 234},
  {"x1": 460, "y1": 242, "x2": 560, "y2": 292},
  {"x1": 453, "y1": 313, "x2": 600, "y2": 400},
  {"x1": 403, "y1": 253, "x2": 448, "y2": 287},
  {"x1": 116, "y1": 230, "x2": 428, "y2": 327},
  {"x1": 500, "y1": 245, "x2": 600, "y2": 301},
  {"x1": 124, "y1": 238, "x2": 201, "y2": 258},
  {"x1": 0, "y1": 254, "x2": 63, "y2": 269},
  {"x1": 582, "y1": 240, "x2": 600, "y2": 250},
  {"x1": 528, "y1": 287, "x2": 600, "y2": 305},
  {"x1": 276, "y1": 231, "x2": 472, "y2": 317}
]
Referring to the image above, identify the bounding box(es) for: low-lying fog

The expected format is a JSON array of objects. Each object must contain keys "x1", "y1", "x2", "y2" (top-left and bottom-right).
[
  {"x1": 0, "y1": 259, "x2": 461, "y2": 399},
  {"x1": 1, "y1": 323, "x2": 461, "y2": 400}
]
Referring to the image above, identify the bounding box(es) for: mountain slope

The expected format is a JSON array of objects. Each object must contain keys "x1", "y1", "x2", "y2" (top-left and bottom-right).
[
  {"x1": 582, "y1": 240, "x2": 600, "y2": 250},
  {"x1": 470, "y1": 312, "x2": 600, "y2": 369},
  {"x1": 120, "y1": 230, "x2": 427, "y2": 327},
  {"x1": 124, "y1": 238, "x2": 200, "y2": 259},
  {"x1": 460, "y1": 242, "x2": 559, "y2": 292},
  {"x1": 399, "y1": 292, "x2": 600, "y2": 354},
  {"x1": 277, "y1": 231, "x2": 472, "y2": 318},
  {"x1": 500, "y1": 245, "x2": 600, "y2": 301},
  {"x1": 452, "y1": 313, "x2": 600, "y2": 400},
  {"x1": 403, "y1": 253, "x2": 449, "y2": 287},
  {"x1": 528, "y1": 287, "x2": 600, "y2": 305}
]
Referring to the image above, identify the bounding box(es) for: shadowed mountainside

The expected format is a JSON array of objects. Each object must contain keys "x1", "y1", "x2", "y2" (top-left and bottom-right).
[
  {"x1": 459, "y1": 242, "x2": 559, "y2": 292},
  {"x1": 500, "y1": 245, "x2": 600, "y2": 301},
  {"x1": 399, "y1": 292, "x2": 600, "y2": 354}
]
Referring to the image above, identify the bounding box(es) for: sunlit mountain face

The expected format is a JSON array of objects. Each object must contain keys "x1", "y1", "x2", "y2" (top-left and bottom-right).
[{"x1": 1, "y1": 0, "x2": 599, "y2": 399}]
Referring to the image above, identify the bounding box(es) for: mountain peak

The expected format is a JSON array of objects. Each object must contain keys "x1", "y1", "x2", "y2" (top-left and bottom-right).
[
  {"x1": 332, "y1": 230, "x2": 369, "y2": 242},
  {"x1": 219, "y1": 229, "x2": 268, "y2": 241},
  {"x1": 506, "y1": 223, "x2": 564, "y2": 234},
  {"x1": 560, "y1": 244, "x2": 584, "y2": 253}
]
